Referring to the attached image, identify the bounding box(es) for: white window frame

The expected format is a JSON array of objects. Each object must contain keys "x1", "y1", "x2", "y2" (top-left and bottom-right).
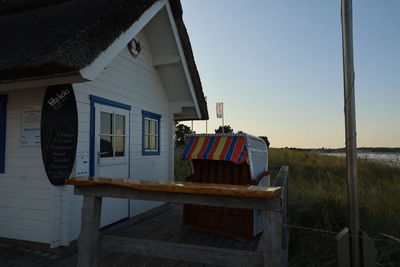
[
  {"x1": 142, "y1": 110, "x2": 161, "y2": 155},
  {"x1": 95, "y1": 104, "x2": 129, "y2": 166}
]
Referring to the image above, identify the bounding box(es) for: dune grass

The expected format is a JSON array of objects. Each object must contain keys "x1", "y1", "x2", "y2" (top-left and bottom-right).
[
  {"x1": 269, "y1": 148, "x2": 400, "y2": 266},
  {"x1": 174, "y1": 147, "x2": 400, "y2": 266},
  {"x1": 174, "y1": 146, "x2": 192, "y2": 182}
]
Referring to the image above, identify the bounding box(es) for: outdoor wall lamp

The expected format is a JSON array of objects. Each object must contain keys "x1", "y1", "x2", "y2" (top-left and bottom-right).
[{"x1": 128, "y1": 37, "x2": 141, "y2": 58}]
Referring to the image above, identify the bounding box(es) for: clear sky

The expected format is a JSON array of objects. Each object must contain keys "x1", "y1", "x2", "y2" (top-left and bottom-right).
[{"x1": 180, "y1": 0, "x2": 400, "y2": 148}]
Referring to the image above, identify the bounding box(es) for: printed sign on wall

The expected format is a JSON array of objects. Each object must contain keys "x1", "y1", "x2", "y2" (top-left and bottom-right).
[
  {"x1": 41, "y1": 84, "x2": 78, "y2": 186},
  {"x1": 20, "y1": 107, "x2": 41, "y2": 146}
]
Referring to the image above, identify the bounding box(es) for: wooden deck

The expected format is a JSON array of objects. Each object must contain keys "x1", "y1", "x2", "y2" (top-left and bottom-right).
[{"x1": 0, "y1": 203, "x2": 261, "y2": 267}]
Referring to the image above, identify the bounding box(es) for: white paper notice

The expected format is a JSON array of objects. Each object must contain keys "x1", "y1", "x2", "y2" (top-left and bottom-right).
[{"x1": 20, "y1": 107, "x2": 41, "y2": 146}]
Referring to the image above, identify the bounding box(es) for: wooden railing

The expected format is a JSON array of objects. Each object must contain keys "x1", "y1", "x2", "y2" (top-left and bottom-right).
[{"x1": 69, "y1": 166, "x2": 289, "y2": 267}]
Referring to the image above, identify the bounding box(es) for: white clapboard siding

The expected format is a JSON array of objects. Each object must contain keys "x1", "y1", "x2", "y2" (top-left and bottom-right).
[
  {"x1": 0, "y1": 87, "x2": 54, "y2": 244},
  {"x1": 0, "y1": 27, "x2": 177, "y2": 247},
  {"x1": 66, "y1": 30, "x2": 174, "y2": 242},
  {"x1": 0, "y1": 226, "x2": 50, "y2": 244}
]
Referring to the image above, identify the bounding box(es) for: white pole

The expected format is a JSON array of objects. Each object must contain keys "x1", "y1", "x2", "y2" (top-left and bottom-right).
[
  {"x1": 222, "y1": 103, "x2": 224, "y2": 133},
  {"x1": 341, "y1": 0, "x2": 360, "y2": 266}
]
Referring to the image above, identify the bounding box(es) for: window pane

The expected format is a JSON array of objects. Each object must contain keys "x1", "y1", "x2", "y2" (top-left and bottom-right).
[
  {"x1": 145, "y1": 119, "x2": 149, "y2": 134},
  {"x1": 150, "y1": 120, "x2": 156, "y2": 135},
  {"x1": 100, "y1": 136, "x2": 113, "y2": 157},
  {"x1": 147, "y1": 120, "x2": 152, "y2": 135},
  {"x1": 150, "y1": 135, "x2": 157, "y2": 150},
  {"x1": 115, "y1": 137, "x2": 125, "y2": 157},
  {"x1": 148, "y1": 120, "x2": 152, "y2": 134},
  {"x1": 101, "y1": 112, "x2": 113, "y2": 134},
  {"x1": 144, "y1": 135, "x2": 149, "y2": 150},
  {"x1": 115, "y1": 114, "x2": 125, "y2": 135}
]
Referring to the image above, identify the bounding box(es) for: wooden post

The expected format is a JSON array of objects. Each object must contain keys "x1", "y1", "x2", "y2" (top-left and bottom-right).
[
  {"x1": 281, "y1": 180, "x2": 289, "y2": 265},
  {"x1": 336, "y1": 227, "x2": 351, "y2": 267},
  {"x1": 77, "y1": 196, "x2": 102, "y2": 267},
  {"x1": 263, "y1": 210, "x2": 282, "y2": 267},
  {"x1": 261, "y1": 165, "x2": 288, "y2": 266},
  {"x1": 361, "y1": 231, "x2": 377, "y2": 267}
]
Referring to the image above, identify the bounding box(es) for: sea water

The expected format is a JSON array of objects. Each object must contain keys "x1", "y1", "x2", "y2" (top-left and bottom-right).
[{"x1": 322, "y1": 152, "x2": 400, "y2": 167}]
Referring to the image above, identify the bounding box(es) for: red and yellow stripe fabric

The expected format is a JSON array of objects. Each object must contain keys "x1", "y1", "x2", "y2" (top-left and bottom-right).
[{"x1": 181, "y1": 135, "x2": 249, "y2": 164}]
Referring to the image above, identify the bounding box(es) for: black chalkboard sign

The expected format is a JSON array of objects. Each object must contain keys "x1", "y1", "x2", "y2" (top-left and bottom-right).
[{"x1": 41, "y1": 84, "x2": 78, "y2": 186}]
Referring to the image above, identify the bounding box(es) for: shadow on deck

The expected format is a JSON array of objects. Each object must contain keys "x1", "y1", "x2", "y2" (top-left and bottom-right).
[{"x1": 0, "y1": 203, "x2": 261, "y2": 267}]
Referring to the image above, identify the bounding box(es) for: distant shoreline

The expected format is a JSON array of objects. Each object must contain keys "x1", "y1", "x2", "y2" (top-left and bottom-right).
[
  {"x1": 297, "y1": 147, "x2": 400, "y2": 153},
  {"x1": 320, "y1": 151, "x2": 400, "y2": 168}
]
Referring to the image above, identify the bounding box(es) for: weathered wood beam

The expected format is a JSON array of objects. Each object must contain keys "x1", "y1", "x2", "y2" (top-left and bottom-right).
[
  {"x1": 68, "y1": 178, "x2": 282, "y2": 199},
  {"x1": 100, "y1": 235, "x2": 264, "y2": 267},
  {"x1": 77, "y1": 196, "x2": 102, "y2": 267},
  {"x1": 277, "y1": 166, "x2": 289, "y2": 266},
  {"x1": 258, "y1": 166, "x2": 289, "y2": 266},
  {"x1": 273, "y1": 166, "x2": 289, "y2": 188},
  {"x1": 74, "y1": 185, "x2": 282, "y2": 211},
  {"x1": 263, "y1": 210, "x2": 282, "y2": 267}
]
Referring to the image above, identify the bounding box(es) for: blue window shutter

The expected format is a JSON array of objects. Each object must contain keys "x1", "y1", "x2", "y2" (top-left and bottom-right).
[{"x1": 0, "y1": 95, "x2": 8, "y2": 173}]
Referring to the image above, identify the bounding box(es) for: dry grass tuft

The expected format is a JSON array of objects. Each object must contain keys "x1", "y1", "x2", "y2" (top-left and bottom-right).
[{"x1": 269, "y1": 148, "x2": 400, "y2": 266}]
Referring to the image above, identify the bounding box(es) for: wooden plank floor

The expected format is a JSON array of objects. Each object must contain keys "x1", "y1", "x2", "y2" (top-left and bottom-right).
[{"x1": 0, "y1": 204, "x2": 262, "y2": 267}]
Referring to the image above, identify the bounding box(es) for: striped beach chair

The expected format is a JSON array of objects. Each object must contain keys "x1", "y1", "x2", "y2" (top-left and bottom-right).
[{"x1": 180, "y1": 133, "x2": 269, "y2": 239}]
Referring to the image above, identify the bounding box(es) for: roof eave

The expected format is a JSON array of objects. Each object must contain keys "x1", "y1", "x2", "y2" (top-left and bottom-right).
[
  {"x1": 0, "y1": 71, "x2": 84, "y2": 90},
  {"x1": 79, "y1": 0, "x2": 166, "y2": 81}
]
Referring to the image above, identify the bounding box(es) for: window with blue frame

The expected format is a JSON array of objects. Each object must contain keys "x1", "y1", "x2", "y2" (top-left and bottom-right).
[
  {"x1": 142, "y1": 110, "x2": 161, "y2": 155},
  {"x1": 0, "y1": 95, "x2": 8, "y2": 173}
]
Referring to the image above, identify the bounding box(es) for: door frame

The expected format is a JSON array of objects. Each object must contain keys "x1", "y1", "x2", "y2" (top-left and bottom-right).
[{"x1": 89, "y1": 95, "x2": 131, "y2": 177}]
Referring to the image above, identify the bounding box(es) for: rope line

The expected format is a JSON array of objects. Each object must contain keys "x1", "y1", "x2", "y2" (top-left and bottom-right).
[{"x1": 285, "y1": 224, "x2": 400, "y2": 244}]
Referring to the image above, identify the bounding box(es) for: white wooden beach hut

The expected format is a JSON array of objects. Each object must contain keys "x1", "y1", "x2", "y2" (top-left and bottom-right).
[{"x1": 0, "y1": 0, "x2": 208, "y2": 248}]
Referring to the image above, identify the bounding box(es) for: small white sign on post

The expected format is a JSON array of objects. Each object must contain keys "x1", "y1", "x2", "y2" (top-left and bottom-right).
[{"x1": 20, "y1": 107, "x2": 41, "y2": 146}]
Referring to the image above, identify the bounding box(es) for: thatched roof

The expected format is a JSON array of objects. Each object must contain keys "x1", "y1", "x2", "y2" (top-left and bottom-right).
[{"x1": 0, "y1": 0, "x2": 208, "y2": 119}]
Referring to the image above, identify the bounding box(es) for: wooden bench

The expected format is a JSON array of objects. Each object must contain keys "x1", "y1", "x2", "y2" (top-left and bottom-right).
[{"x1": 65, "y1": 165, "x2": 289, "y2": 267}]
